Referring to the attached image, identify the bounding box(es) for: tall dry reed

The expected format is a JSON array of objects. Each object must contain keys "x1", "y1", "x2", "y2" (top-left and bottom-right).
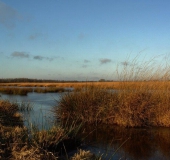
[{"x1": 55, "y1": 55, "x2": 170, "y2": 127}]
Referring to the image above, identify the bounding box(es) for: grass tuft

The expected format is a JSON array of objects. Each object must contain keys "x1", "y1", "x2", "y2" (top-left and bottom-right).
[{"x1": 55, "y1": 55, "x2": 170, "y2": 127}]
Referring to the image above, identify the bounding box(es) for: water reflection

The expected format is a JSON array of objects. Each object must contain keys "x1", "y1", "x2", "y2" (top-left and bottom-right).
[{"x1": 81, "y1": 125, "x2": 170, "y2": 160}]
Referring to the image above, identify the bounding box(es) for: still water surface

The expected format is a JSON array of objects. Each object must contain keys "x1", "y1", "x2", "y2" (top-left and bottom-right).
[
  {"x1": 0, "y1": 92, "x2": 62, "y2": 129},
  {"x1": 1, "y1": 91, "x2": 170, "y2": 160}
]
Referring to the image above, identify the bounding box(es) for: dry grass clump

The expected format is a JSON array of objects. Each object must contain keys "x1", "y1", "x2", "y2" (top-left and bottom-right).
[
  {"x1": 113, "y1": 90, "x2": 170, "y2": 127},
  {"x1": 0, "y1": 124, "x2": 58, "y2": 160},
  {"x1": 11, "y1": 146, "x2": 57, "y2": 160},
  {"x1": 0, "y1": 100, "x2": 23, "y2": 126},
  {"x1": 0, "y1": 124, "x2": 28, "y2": 159},
  {"x1": 56, "y1": 55, "x2": 170, "y2": 127},
  {"x1": 0, "y1": 123, "x2": 83, "y2": 160},
  {"x1": 56, "y1": 87, "x2": 114, "y2": 124},
  {"x1": 71, "y1": 149, "x2": 102, "y2": 160}
]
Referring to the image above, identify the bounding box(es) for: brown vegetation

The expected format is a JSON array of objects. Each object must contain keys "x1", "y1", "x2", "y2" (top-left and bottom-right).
[
  {"x1": 34, "y1": 87, "x2": 67, "y2": 93},
  {"x1": 0, "y1": 100, "x2": 23, "y2": 126},
  {"x1": 0, "y1": 87, "x2": 33, "y2": 95},
  {"x1": 55, "y1": 85, "x2": 170, "y2": 127},
  {"x1": 0, "y1": 100, "x2": 97, "y2": 160},
  {"x1": 0, "y1": 81, "x2": 121, "y2": 89},
  {"x1": 0, "y1": 87, "x2": 69, "y2": 95},
  {"x1": 55, "y1": 55, "x2": 170, "y2": 127}
]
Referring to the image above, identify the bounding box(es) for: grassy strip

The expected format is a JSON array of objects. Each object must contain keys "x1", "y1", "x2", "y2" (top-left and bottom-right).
[
  {"x1": 34, "y1": 87, "x2": 67, "y2": 93},
  {"x1": 0, "y1": 82, "x2": 119, "y2": 88},
  {"x1": 0, "y1": 87, "x2": 33, "y2": 95},
  {"x1": 1, "y1": 81, "x2": 170, "y2": 91},
  {"x1": 0, "y1": 87, "x2": 69, "y2": 95}
]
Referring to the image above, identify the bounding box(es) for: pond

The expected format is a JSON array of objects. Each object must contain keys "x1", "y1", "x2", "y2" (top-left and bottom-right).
[
  {"x1": 1, "y1": 91, "x2": 170, "y2": 160},
  {"x1": 0, "y1": 91, "x2": 63, "y2": 129}
]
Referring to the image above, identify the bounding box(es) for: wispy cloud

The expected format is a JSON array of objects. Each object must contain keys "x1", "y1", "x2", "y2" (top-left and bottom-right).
[
  {"x1": 33, "y1": 55, "x2": 54, "y2": 61},
  {"x1": 78, "y1": 33, "x2": 85, "y2": 40},
  {"x1": 28, "y1": 33, "x2": 41, "y2": 40},
  {"x1": 11, "y1": 51, "x2": 29, "y2": 58},
  {"x1": 10, "y1": 51, "x2": 63, "y2": 62},
  {"x1": 0, "y1": 1, "x2": 21, "y2": 29},
  {"x1": 82, "y1": 65, "x2": 87, "y2": 68},
  {"x1": 121, "y1": 61, "x2": 134, "y2": 67},
  {"x1": 34, "y1": 55, "x2": 43, "y2": 60},
  {"x1": 84, "y1": 59, "x2": 90, "y2": 63},
  {"x1": 121, "y1": 61, "x2": 129, "y2": 66},
  {"x1": 99, "y1": 58, "x2": 112, "y2": 65}
]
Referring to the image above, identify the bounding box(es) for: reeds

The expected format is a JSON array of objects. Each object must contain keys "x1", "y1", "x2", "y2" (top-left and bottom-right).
[
  {"x1": 0, "y1": 100, "x2": 98, "y2": 159},
  {"x1": 17, "y1": 101, "x2": 33, "y2": 111},
  {"x1": 55, "y1": 55, "x2": 170, "y2": 127}
]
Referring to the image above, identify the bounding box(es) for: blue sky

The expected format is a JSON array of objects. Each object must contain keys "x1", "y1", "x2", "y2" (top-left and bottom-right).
[{"x1": 0, "y1": 0, "x2": 170, "y2": 81}]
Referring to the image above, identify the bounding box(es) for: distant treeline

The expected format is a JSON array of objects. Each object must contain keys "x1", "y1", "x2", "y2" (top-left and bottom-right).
[
  {"x1": 0, "y1": 78, "x2": 115, "y2": 83},
  {"x1": 0, "y1": 78, "x2": 80, "y2": 83}
]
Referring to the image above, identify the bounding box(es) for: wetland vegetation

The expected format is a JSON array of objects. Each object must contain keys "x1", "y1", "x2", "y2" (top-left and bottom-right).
[
  {"x1": 1, "y1": 56, "x2": 170, "y2": 159},
  {"x1": 0, "y1": 87, "x2": 70, "y2": 95},
  {"x1": 55, "y1": 84, "x2": 170, "y2": 127},
  {"x1": 55, "y1": 56, "x2": 170, "y2": 127},
  {"x1": 0, "y1": 100, "x2": 100, "y2": 160}
]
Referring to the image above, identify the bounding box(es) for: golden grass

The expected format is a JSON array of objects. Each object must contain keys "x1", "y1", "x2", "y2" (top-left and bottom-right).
[
  {"x1": 0, "y1": 86, "x2": 69, "y2": 95},
  {"x1": 55, "y1": 55, "x2": 170, "y2": 127},
  {"x1": 0, "y1": 87, "x2": 33, "y2": 95},
  {"x1": 34, "y1": 87, "x2": 66, "y2": 93},
  {"x1": 0, "y1": 81, "x2": 120, "y2": 89},
  {"x1": 1, "y1": 81, "x2": 170, "y2": 91},
  {"x1": 71, "y1": 149, "x2": 101, "y2": 160},
  {"x1": 56, "y1": 85, "x2": 170, "y2": 127}
]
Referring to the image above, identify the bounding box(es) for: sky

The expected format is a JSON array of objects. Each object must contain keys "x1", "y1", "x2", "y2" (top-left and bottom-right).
[{"x1": 0, "y1": 0, "x2": 170, "y2": 81}]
